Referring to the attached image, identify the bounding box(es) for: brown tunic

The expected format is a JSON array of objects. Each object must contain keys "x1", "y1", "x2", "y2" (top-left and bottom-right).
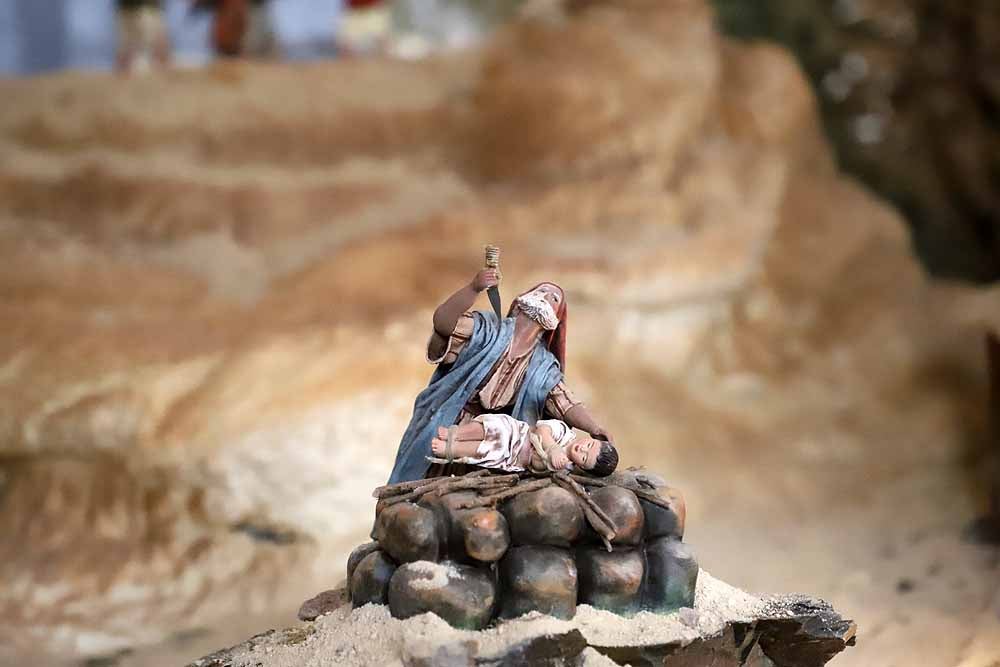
[{"x1": 427, "y1": 311, "x2": 582, "y2": 424}]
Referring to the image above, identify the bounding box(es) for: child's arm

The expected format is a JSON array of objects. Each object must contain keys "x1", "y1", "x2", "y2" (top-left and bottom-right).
[{"x1": 531, "y1": 425, "x2": 570, "y2": 470}]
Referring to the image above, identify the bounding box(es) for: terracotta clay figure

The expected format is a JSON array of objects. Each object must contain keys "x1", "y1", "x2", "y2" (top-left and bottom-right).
[
  {"x1": 191, "y1": 0, "x2": 276, "y2": 58},
  {"x1": 429, "y1": 416, "x2": 619, "y2": 475},
  {"x1": 337, "y1": 0, "x2": 392, "y2": 57},
  {"x1": 116, "y1": 0, "x2": 171, "y2": 73},
  {"x1": 387, "y1": 266, "x2": 613, "y2": 483}
]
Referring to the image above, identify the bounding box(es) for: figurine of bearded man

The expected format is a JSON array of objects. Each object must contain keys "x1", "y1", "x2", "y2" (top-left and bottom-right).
[{"x1": 387, "y1": 269, "x2": 614, "y2": 483}]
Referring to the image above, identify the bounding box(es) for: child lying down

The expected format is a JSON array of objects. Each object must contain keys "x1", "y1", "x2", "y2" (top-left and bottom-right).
[{"x1": 429, "y1": 414, "x2": 619, "y2": 476}]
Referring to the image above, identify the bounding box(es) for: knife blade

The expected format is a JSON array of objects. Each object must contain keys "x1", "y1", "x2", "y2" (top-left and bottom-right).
[{"x1": 485, "y1": 245, "x2": 502, "y2": 320}]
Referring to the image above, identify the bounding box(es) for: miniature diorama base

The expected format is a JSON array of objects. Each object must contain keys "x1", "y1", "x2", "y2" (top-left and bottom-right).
[
  {"x1": 335, "y1": 467, "x2": 696, "y2": 630},
  {"x1": 257, "y1": 574, "x2": 855, "y2": 667}
]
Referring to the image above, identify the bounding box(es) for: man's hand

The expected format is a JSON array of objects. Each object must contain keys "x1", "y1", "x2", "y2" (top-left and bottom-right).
[
  {"x1": 590, "y1": 427, "x2": 615, "y2": 447},
  {"x1": 472, "y1": 268, "x2": 500, "y2": 293},
  {"x1": 562, "y1": 404, "x2": 613, "y2": 447},
  {"x1": 434, "y1": 272, "x2": 495, "y2": 337}
]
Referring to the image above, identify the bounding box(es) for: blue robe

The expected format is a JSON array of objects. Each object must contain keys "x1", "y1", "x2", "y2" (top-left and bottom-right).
[{"x1": 387, "y1": 310, "x2": 563, "y2": 483}]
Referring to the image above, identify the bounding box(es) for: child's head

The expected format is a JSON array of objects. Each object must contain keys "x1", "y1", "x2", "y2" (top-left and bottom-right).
[{"x1": 567, "y1": 435, "x2": 619, "y2": 477}]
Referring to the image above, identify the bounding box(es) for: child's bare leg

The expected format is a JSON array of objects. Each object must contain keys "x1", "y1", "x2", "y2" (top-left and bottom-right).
[
  {"x1": 455, "y1": 422, "x2": 485, "y2": 442},
  {"x1": 432, "y1": 422, "x2": 486, "y2": 457},
  {"x1": 435, "y1": 422, "x2": 485, "y2": 442}
]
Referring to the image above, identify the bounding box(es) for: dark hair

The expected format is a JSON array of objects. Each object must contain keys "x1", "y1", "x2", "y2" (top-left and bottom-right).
[{"x1": 590, "y1": 440, "x2": 619, "y2": 477}]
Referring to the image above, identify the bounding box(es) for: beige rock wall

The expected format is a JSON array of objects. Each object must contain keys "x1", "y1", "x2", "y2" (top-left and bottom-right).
[{"x1": 0, "y1": 0, "x2": 995, "y2": 663}]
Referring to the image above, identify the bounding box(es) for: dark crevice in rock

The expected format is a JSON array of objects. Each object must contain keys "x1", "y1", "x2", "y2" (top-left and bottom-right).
[
  {"x1": 711, "y1": 0, "x2": 1000, "y2": 283},
  {"x1": 480, "y1": 628, "x2": 589, "y2": 667},
  {"x1": 81, "y1": 648, "x2": 133, "y2": 667},
  {"x1": 230, "y1": 521, "x2": 298, "y2": 545}
]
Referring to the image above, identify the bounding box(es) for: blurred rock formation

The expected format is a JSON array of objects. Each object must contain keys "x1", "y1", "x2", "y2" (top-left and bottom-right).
[
  {"x1": 0, "y1": 0, "x2": 996, "y2": 663},
  {"x1": 713, "y1": 0, "x2": 1000, "y2": 282}
]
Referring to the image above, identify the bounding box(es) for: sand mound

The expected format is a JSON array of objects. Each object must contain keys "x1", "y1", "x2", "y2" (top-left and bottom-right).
[{"x1": 190, "y1": 572, "x2": 853, "y2": 666}]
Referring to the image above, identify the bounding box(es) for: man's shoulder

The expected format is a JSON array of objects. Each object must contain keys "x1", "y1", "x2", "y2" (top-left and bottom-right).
[
  {"x1": 530, "y1": 343, "x2": 561, "y2": 372},
  {"x1": 465, "y1": 309, "x2": 506, "y2": 332}
]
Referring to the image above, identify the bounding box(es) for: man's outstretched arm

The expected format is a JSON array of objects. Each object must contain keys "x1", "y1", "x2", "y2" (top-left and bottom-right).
[
  {"x1": 432, "y1": 269, "x2": 499, "y2": 338},
  {"x1": 563, "y1": 403, "x2": 615, "y2": 446}
]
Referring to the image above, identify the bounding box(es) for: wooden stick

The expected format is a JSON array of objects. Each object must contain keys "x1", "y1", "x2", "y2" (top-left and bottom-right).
[
  {"x1": 632, "y1": 488, "x2": 675, "y2": 511},
  {"x1": 373, "y1": 477, "x2": 443, "y2": 500},
  {"x1": 553, "y1": 474, "x2": 610, "y2": 526},
  {"x1": 586, "y1": 509, "x2": 615, "y2": 553},
  {"x1": 379, "y1": 478, "x2": 450, "y2": 506},
  {"x1": 372, "y1": 470, "x2": 490, "y2": 499},
  {"x1": 431, "y1": 474, "x2": 519, "y2": 498},
  {"x1": 631, "y1": 473, "x2": 661, "y2": 490},
  {"x1": 568, "y1": 474, "x2": 675, "y2": 511},
  {"x1": 459, "y1": 478, "x2": 551, "y2": 508},
  {"x1": 382, "y1": 473, "x2": 516, "y2": 507},
  {"x1": 568, "y1": 474, "x2": 607, "y2": 487},
  {"x1": 556, "y1": 473, "x2": 618, "y2": 532},
  {"x1": 557, "y1": 482, "x2": 614, "y2": 551},
  {"x1": 380, "y1": 475, "x2": 473, "y2": 507},
  {"x1": 552, "y1": 475, "x2": 616, "y2": 552},
  {"x1": 453, "y1": 478, "x2": 552, "y2": 509}
]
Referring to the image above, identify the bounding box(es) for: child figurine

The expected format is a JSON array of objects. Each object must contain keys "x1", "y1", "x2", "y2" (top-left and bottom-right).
[{"x1": 429, "y1": 414, "x2": 619, "y2": 476}]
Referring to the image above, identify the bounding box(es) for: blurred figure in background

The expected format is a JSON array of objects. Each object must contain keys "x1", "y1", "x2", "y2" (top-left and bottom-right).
[
  {"x1": 389, "y1": 0, "x2": 521, "y2": 60},
  {"x1": 336, "y1": 0, "x2": 392, "y2": 56},
  {"x1": 191, "y1": 0, "x2": 277, "y2": 59},
  {"x1": 116, "y1": 0, "x2": 171, "y2": 73}
]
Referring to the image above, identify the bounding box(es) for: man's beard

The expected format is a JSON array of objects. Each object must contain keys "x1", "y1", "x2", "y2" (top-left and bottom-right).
[{"x1": 514, "y1": 291, "x2": 560, "y2": 330}]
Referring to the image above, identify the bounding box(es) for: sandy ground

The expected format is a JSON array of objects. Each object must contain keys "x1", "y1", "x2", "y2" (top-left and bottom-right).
[{"x1": 188, "y1": 572, "x2": 766, "y2": 667}]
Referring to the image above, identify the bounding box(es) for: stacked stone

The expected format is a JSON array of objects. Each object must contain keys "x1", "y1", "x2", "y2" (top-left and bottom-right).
[{"x1": 346, "y1": 469, "x2": 697, "y2": 630}]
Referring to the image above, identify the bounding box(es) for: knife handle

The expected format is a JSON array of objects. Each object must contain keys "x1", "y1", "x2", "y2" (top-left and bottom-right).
[{"x1": 484, "y1": 245, "x2": 500, "y2": 271}]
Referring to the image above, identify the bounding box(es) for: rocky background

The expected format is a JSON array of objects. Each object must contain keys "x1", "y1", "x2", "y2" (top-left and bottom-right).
[
  {"x1": 713, "y1": 0, "x2": 1000, "y2": 283},
  {"x1": 0, "y1": 0, "x2": 998, "y2": 665}
]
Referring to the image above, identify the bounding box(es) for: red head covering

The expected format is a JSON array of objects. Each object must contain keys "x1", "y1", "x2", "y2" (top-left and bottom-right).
[
  {"x1": 507, "y1": 283, "x2": 568, "y2": 371},
  {"x1": 210, "y1": 0, "x2": 249, "y2": 57}
]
